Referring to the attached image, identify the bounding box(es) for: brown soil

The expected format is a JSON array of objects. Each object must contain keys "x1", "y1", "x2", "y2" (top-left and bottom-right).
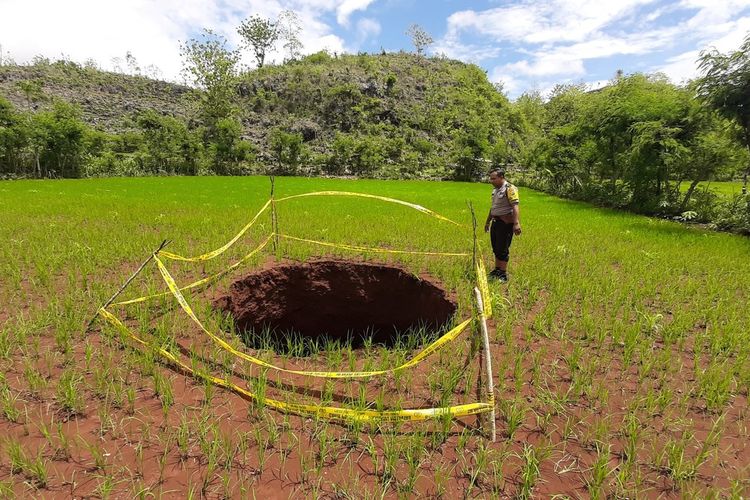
[{"x1": 213, "y1": 260, "x2": 457, "y2": 350}]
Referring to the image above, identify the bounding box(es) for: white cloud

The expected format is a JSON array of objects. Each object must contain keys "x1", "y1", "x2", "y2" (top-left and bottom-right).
[
  {"x1": 445, "y1": 0, "x2": 657, "y2": 44},
  {"x1": 335, "y1": 0, "x2": 377, "y2": 27},
  {"x1": 447, "y1": 0, "x2": 750, "y2": 98},
  {"x1": 431, "y1": 40, "x2": 502, "y2": 62},
  {"x1": 501, "y1": 57, "x2": 586, "y2": 78},
  {"x1": 354, "y1": 18, "x2": 381, "y2": 46},
  {"x1": 656, "y1": 49, "x2": 701, "y2": 84},
  {"x1": 656, "y1": 16, "x2": 750, "y2": 83}
]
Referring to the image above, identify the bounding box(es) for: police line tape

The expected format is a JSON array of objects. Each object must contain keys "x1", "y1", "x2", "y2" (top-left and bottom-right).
[
  {"x1": 112, "y1": 232, "x2": 469, "y2": 307},
  {"x1": 97, "y1": 308, "x2": 493, "y2": 423},
  {"x1": 112, "y1": 234, "x2": 274, "y2": 307},
  {"x1": 476, "y1": 258, "x2": 493, "y2": 318},
  {"x1": 153, "y1": 253, "x2": 473, "y2": 379},
  {"x1": 276, "y1": 191, "x2": 465, "y2": 226},
  {"x1": 157, "y1": 191, "x2": 466, "y2": 263},
  {"x1": 279, "y1": 234, "x2": 470, "y2": 257},
  {"x1": 158, "y1": 199, "x2": 272, "y2": 262}
]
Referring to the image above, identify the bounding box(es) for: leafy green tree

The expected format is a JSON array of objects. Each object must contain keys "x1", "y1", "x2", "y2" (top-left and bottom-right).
[
  {"x1": 136, "y1": 109, "x2": 198, "y2": 174},
  {"x1": 237, "y1": 15, "x2": 280, "y2": 68},
  {"x1": 180, "y1": 29, "x2": 239, "y2": 130},
  {"x1": 451, "y1": 116, "x2": 490, "y2": 181},
  {"x1": 696, "y1": 32, "x2": 750, "y2": 193},
  {"x1": 269, "y1": 128, "x2": 306, "y2": 175},
  {"x1": 210, "y1": 117, "x2": 255, "y2": 174},
  {"x1": 0, "y1": 97, "x2": 28, "y2": 176},
  {"x1": 33, "y1": 101, "x2": 88, "y2": 178},
  {"x1": 15, "y1": 80, "x2": 45, "y2": 108}
]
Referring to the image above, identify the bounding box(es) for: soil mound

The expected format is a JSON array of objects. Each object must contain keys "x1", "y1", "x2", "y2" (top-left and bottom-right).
[{"x1": 213, "y1": 260, "x2": 457, "y2": 352}]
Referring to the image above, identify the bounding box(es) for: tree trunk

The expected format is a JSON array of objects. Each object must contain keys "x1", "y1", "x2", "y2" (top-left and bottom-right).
[
  {"x1": 609, "y1": 140, "x2": 618, "y2": 192},
  {"x1": 679, "y1": 178, "x2": 701, "y2": 213}
]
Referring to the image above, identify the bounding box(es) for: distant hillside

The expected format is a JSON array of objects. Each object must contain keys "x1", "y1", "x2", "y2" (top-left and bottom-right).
[
  {"x1": 0, "y1": 61, "x2": 193, "y2": 131},
  {"x1": 234, "y1": 51, "x2": 518, "y2": 176},
  {"x1": 0, "y1": 52, "x2": 519, "y2": 179}
]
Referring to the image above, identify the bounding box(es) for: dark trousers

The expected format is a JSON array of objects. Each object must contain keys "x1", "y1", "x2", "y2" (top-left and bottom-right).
[{"x1": 490, "y1": 220, "x2": 514, "y2": 262}]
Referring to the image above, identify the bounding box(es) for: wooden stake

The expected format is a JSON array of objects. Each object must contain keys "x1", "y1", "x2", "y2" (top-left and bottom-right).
[
  {"x1": 85, "y1": 239, "x2": 170, "y2": 332},
  {"x1": 467, "y1": 201, "x2": 478, "y2": 273},
  {"x1": 270, "y1": 175, "x2": 279, "y2": 257},
  {"x1": 475, "y1": 286, "x2": 496, "y2": 442}
]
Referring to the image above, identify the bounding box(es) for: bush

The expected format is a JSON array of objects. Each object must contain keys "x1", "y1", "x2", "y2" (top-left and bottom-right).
[
  {"x1": 268, "y1": 128, "x2": 306, "y2": 175},
  {"x1": 713, "y1": 194, "x2": 750, "y2": 234}
]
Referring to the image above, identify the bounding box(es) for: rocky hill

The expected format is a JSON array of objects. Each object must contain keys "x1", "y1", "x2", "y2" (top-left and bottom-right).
[
  {"x1": 0, "y1": 61, "x2": 193, "y2": 131},
  {"x1": 0, "y1": 52, "x2": 519, "y2": 179}
]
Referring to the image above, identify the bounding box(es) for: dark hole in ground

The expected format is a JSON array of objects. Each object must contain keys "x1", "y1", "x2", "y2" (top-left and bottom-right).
[{"x1": 213, "y1": 260, "x2": 457, "y2": 355}]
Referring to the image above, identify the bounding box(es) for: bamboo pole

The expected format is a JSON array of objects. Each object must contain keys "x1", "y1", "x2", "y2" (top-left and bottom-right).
[
  {"x1": 475, "y1": 286, "x2": 496, "y2": 442},
  {"x1": 85, "y1": 239, "x2": 170, "y2": 332},
  {"x1": 467, "y1": 200, "x2": 478, "y2": 273},
  {"x1": 270, "y1": 175, "x2": 279, "y2": 258}
]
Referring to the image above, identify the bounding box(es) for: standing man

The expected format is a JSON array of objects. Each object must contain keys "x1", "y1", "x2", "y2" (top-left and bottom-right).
[{"x1": 484, "y1": 168, "x2": 521, "y2": 282}]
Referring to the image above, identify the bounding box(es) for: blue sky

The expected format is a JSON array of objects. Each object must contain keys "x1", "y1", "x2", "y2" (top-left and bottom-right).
[{"x1": 1, "y1": 0, "x2": 749, "y2": 98}]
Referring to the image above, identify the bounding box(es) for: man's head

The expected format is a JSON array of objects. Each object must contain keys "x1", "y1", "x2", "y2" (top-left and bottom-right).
[{"x1": 488, "y1": 168, "x2": 506, "y2": 188}]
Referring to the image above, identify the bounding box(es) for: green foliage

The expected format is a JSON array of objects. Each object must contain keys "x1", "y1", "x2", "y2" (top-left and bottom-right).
[
  {"x1": 516, "y1": 72, "x2": 749, "y2": 228},
  {"x1": 4, "y1": 41, "x2": 750, "y2": 232},
  {"x1": 268, "y1": 128, "x2": 306, "y2": 175},
  {"x1": 208, "y1": 117, "x2": 255, "y2": 175},
  {"x1": 237, "y1": 10, "x2": 303, "y2": 67},
  {"x1": 180, "y1": 29, "x2": 239, "y2": 130},
  {"x1": 237, "y1": 15, "x2": 280, "y2": 69},
  {"x1": 697, "y1": 32, "x2": 750, "y2": 193},
  {"x1": 136, "y1": 109, "x2": 200, "y2": 175},
  {"x1": 32, "y1": 101, "x2": 89, "y2": 178}
]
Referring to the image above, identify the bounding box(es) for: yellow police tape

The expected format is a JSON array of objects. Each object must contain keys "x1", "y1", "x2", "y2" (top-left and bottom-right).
[
  {"x1": 276, "y1": 191, "x2": 464, "y2": 226},
  {"x1": 151, "y1": 253, "x2": 473, "y2": 379},
  {"x1": 476, "y1": 258, "x2": 493, "y2": 318},
  {"x1": 98, "y1": 308, "x2": 492, "y2": 423},
  {"x1": 159, "y1": 199, "x2": 272, "y2": 262},
  {"x1": 279, "y1": 234, "x2": 470, "y2": 257},
  {"x1": 157, "y1": 191, "x2": 465, "y2": 263},
  {"x1": 112, "y1": 234, "x2": 274, "y2": 307}
]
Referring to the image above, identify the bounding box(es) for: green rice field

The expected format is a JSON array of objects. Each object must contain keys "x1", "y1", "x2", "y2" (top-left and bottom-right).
[{"x1": 0, "y1": 176, "x2": 748, "y2": 498}]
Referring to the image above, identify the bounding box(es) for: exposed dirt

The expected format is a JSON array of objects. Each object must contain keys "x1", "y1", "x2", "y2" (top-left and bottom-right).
[{"x1": 214, "y1": 260, "x2": 457, "y2": 350}]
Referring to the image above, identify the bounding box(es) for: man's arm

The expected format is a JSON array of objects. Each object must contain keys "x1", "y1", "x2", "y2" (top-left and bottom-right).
[
  {"x1": 484, "y1": 210, "x2": 492, "y2": 232},
  {"x1": 511, "y1": 204, "x2": 521, "y2": 235}
]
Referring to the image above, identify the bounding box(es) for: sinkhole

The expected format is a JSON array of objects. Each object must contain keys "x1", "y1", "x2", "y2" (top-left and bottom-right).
[{"x1": 213, "y1": 260, "x2": 457, "y2": 354}]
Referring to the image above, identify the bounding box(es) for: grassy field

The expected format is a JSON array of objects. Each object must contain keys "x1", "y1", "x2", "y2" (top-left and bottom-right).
[
  {"x1": 680, "y1": 180, "x2": 746, "y2": 197},
  {"x1": 0, "y1": 176, "x2": 748, "y2": 498}
]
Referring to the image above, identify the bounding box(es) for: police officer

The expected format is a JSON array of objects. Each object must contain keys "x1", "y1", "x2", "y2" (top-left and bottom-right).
[{"x1": 483, "y1": 168, "x2": 521, "y2": 282}]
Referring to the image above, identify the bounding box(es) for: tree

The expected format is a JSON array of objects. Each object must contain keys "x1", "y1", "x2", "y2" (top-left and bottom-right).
[
  {"x1": 125, "y1": 51, "x2": 140, "y2": 75},
  {"x1": 278, "y1": 10, "x2": 303, "y2": 62},
  {"x1": 136, "y1": 109, "x2": 195, "y2": 174},
  {"x1": 0, "y1": 97, "x2": 28, "y2": 176},
  {"x1": 696, "y1": 32, "x2": 750, "y2": 193},
  {"x1": 15, "y1": 80, "x2": 45, "y2": 108},
  {"x1": 237, "y1": 15, "x2": 280, "y2": 68},
  {"x1": 180, "y1": 29, "x2": 239, "y2": 130},
  {"x1": 406, "y1": 24, "x2": 433, "y2": 56},
  {"x1": 210, "y1": 117, "x2": 254, "y2": 174},
  {"x1": 33, "y1": 101, "x2": 88, "y2": 178},
  {"x1": 269, "y1": 128, "x2": 306, "y2": 175}
]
